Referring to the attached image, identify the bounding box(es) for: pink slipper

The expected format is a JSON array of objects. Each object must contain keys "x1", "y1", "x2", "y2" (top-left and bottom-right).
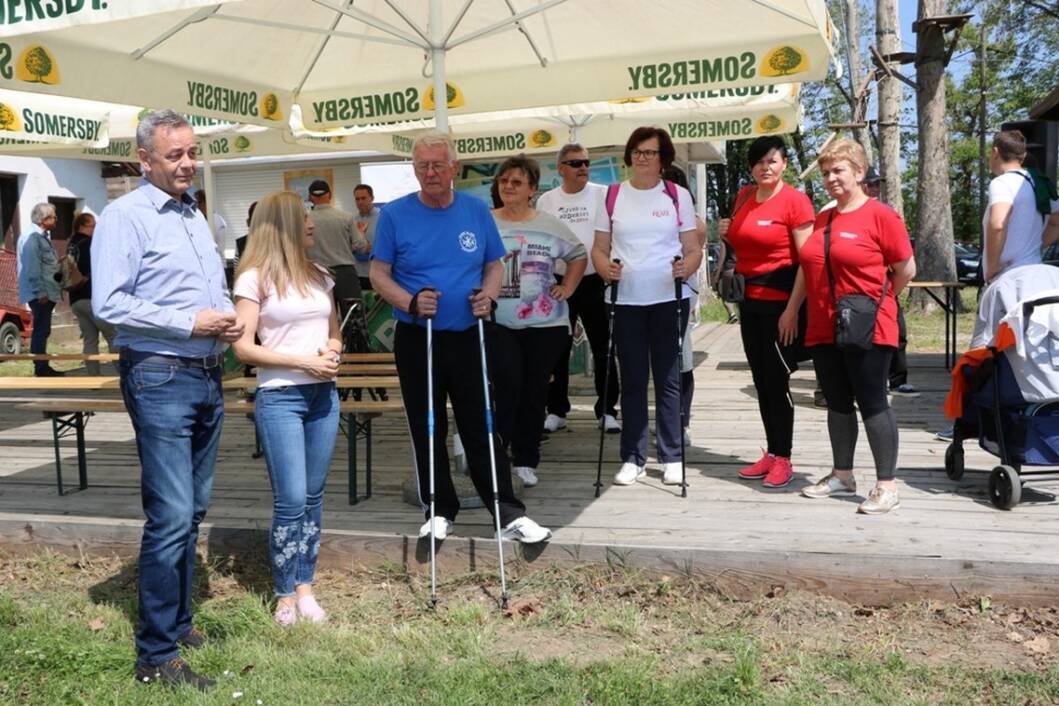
[
  {"x1": 274, "y1": 603, "x2": 297, "y2": 627},
  {"x1": 296, "y1": 595, "x2": 326, "y2": 624}
]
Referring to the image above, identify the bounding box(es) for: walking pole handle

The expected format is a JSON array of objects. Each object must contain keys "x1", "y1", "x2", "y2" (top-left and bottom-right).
[
  {"x1": 608, "y1": 258, "x2": 621, "y2": 304},
  {"x1": 410, "y1": 286, "x2": 437, "y2": 320}
]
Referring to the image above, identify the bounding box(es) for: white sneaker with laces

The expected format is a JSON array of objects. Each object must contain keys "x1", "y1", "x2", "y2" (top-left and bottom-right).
[
  {"x1": 418, "y1": 516, "x2": 453, "y2": 540},
  {"x1": 613, "y1": 462, "x2": 645, "y2": 485},
  {"x1": 600, "y1": 414, "x2": 621, "y2": 433},
  {"x1": 662, "y1": 461, "x2": 683, "y2": 485},
  {"x1": 513, "y1": 466, "x2": 539, "y2": 487},
  {"x1": 502, "y1": 516, "x2": 552, "y2": 543},
  {"x1": 542, "y1": 414, "x2": 567, "y2": 433}
]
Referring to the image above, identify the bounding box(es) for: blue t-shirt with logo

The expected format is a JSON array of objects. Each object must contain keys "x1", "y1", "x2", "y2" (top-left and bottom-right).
[{"x1": 373, "y1": 191, "x2": 505, "y2": 331}]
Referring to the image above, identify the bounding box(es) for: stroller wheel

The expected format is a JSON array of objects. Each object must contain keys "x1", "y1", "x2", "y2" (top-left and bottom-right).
[
  {"x1": 989, "y1": 465, "x2": 1021, "y2": 510},
  {"x1": 944, "y1": 443, "x2": 964, "y2": 481}
]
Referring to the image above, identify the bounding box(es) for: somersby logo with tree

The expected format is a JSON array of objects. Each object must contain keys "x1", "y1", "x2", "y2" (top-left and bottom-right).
[
  {"x1": 15, "y1": 45, "x2": 59, "y2": 85},
  {"x1": 759, "y1": 45, "x2": 807, "y2": 78},
  {"x1": 0, "y1": 102, "x2": 21, "y2": 132}
]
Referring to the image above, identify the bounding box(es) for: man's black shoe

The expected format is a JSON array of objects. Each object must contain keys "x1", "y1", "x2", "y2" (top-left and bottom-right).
[
  {"x1": 177, "y1": 627, "x2": 207, "y2": 650},
  {"x1": 34, "y1": 367, "x2": 65, "y2": 377},
  {"x1": 134, "y1": 657, "x2": 215, "y2": 691}
]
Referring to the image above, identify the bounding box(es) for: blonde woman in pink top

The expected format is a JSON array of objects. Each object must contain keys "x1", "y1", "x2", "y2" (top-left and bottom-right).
[{"x1": 232, "y1": 190, "x2": 342, "y2": 626}]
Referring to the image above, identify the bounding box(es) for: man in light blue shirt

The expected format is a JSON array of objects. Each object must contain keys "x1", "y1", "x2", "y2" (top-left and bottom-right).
[
  {"x1": 16, "y1": 202, "x2": 63, "y2": 376},
  {"x1": 93, "y1": 109, "x2": 243, "y2": 692}
]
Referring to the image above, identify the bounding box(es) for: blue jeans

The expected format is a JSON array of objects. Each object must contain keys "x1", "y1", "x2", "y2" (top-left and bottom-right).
[
  {"x1": 254, "y1": 382, "x2": 339, "y2": 596},
  {"x1": 27, "y1": 299, "x2": 54, "y2": 372},
  {"x1": 119, "y1": 357, "x2": 224, "y2": 667}
]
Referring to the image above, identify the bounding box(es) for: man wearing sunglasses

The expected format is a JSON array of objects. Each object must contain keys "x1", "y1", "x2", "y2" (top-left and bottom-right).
[{"x1": 537, "y1": 144, "x2": 621, "y2": 435}]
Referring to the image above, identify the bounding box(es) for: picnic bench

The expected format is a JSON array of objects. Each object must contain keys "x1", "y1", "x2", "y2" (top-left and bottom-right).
[{"x1": 1, "y1": 352, "x2": 402, "y2": 504}]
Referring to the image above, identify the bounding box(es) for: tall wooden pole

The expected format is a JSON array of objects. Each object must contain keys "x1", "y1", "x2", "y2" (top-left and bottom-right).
[{"x1": 876, "y1": 0, "x2": 904, "y2": 217}]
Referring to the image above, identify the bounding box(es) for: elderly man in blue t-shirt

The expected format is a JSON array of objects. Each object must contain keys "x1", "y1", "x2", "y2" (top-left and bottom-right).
[{"x1": 371, "y1": 131, "x2": 551, "y2": 544}]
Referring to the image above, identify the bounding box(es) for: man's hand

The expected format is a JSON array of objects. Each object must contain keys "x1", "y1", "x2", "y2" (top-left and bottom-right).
[
  {"x1": 413, "y1": 289, "x2": 440, "y2": 319},
  {"x1": 469, "y1": 289, "x2": 494, "y2": 319},
  {"x1": 193, "y1": 309, "x2": 238, "y2": 338}
]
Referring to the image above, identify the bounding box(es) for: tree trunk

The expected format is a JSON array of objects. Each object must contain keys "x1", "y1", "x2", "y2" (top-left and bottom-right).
[
  {"x1": 913, "y1": 0, "x2": 957, "y2": 308},
  {"x1": 790, "y1": 129, "x2": 818, "y2": 203},
  {"x1": 843, "y1": 0, "x2": 875, "y2": 164},
  {"x1": 876, "y1": 0, "x2": 904, "y2": 217}
]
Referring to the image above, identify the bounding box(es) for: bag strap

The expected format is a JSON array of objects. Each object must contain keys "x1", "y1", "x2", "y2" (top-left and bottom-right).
[
  {"x1": 1012, "y1": 170, "x2": 1047, "y2": 224},
  {"x1": 605, "y1": 182, "x2": 620, "y2": 225},
  {"x1": 824, "y1": 207, "x2": 891, "y2": 306},
  {"x1": 721, "y1": 186, "x2": 755, "y2": 262},
  {"x1": 661, "y1": 179, "x2": 684, "y2": 230}
]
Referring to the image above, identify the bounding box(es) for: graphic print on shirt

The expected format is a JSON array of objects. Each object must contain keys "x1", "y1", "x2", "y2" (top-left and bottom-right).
[
  {"x1": 458, "y1": 230, "x2": 478, "y2": 252},
  {"x1": 500, "y1": 233, "x2": 561, "y2": 322},
  {"x1": 554, "y1": 204, "x2": 593, "y2": 228}
]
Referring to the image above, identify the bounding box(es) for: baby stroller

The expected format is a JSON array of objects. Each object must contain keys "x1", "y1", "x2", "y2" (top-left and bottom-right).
[{"x1": 945, "y1": 292, "x2": 1059, "y2": 509}]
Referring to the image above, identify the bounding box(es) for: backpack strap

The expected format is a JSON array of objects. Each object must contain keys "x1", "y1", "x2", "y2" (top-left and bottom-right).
[
  {"x1": 605, "y1": 182, "x2": 620, "y2": 223},
  {"x1": 661, "y1": 179, "x2": 684, "y2": 230}
]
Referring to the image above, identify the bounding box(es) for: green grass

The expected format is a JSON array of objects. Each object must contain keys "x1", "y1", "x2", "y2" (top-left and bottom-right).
[{"x1": 0, "y1": 551, "x2": 1056, "y2": 705}]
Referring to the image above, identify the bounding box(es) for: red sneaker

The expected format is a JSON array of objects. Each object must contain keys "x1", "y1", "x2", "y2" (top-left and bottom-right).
[
  {"x1": 738, "y1": 450, "x2": 774, "y2": 480},
  {"x1": 762, "y1": 456, "x2": 793, "y2": 488}
]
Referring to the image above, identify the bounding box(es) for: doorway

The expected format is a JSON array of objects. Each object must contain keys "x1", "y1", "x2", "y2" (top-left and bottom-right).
[
  {"x1": 47, "y1": 196, "x2": 77, "y2": 257},
  {"x1": 0, "y1": 174, "x2": 19, "y2": 251}
]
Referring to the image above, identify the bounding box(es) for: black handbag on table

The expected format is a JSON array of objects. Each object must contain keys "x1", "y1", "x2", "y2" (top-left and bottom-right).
[{"x1": 823, "y1": 210, "x2": 889, "y2": 351}]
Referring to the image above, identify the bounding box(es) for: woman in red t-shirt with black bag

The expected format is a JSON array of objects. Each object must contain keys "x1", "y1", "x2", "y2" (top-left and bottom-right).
[
  {"x1": 718, "y1": 136, "x2": 815, "y2": 489},
  {"x1": 798, "y1": 139, "x2": 916, "y2": 515}
]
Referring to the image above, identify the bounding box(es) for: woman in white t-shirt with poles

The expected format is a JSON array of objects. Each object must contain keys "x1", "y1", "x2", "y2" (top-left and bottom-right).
[
  {"x1": 592, "y1": 127, "x2": 701, "y2": 487},
  {"x1": 231, "y1": 191, "x2": 342, "y2": 626}
]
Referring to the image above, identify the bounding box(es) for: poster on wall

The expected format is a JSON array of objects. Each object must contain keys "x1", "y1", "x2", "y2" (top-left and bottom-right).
[{"x1": 284, "y1": 168, "x2": 335, "y2": 203}]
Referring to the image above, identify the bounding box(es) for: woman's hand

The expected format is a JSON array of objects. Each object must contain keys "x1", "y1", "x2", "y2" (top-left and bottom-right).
[
  {"x1": 777, "y1": 306, "x2": 799, "y2": 347},
  {"x1": 672, "y1": 258, "x2": 691, "y2": 281},
  {"x1": 549, "y1": 283, "x2": 574, "y2": 301},
  {"x1": 604, "y1": 260, "x2": 623, "y2": 282},
  {"x1": 298, "y1": 349, "x2": 340, "y2": 380},
  {"x1": 718, "y1": 218, "x2": 731, "y2": 239}
]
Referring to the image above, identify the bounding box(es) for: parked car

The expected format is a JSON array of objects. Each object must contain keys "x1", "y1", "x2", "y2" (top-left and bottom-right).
[
  {"x1": 0, "y1": 247, "x2": 32, "y2": 354},
  {"x1": 1043, "y1": 243, "x2": 1059, "y2": 269},
  {"x1": 955, "y1": 243, "x2": 982, "y2": 285}
]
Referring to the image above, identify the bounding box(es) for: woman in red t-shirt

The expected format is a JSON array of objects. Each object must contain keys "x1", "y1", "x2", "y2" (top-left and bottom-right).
[
  {"x1": 798, "y1": 139, "x2": 916, "y2": 515},
  {"x1": 718, "y1": 136, "x2": 814, "y2": 489}
]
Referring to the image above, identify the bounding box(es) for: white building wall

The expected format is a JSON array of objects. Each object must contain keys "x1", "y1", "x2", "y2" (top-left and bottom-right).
[{"x1": 0, "y1": 155, "x2": 109, "y2": 237}]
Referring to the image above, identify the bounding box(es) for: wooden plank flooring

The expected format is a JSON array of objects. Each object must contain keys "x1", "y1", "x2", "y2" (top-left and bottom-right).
[{"x1": 2, "y1": 322, "x2": 1058, "y2": 604}]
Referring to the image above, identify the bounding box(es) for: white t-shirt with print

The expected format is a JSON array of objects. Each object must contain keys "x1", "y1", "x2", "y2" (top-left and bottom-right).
[
  {"x1": 984, "y1": 170, "x2": 1059, "y2": 277},
  {"x1": 536, "y1": 183, "x2": 606, "y2": 276},
  {"x1": 593, "y1": 180, "x2": 696, "y2": 305},
  {"x1": 232, "y1": 267, "x2": 335, "y2": 388}
]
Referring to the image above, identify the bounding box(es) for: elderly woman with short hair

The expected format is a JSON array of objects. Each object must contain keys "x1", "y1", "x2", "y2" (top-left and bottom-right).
[
  {"x1": 16, "y1": 202, "x2": 64, "y2": 377},
  {"x1": 798, "y1": 139, "x2": 916, "y2": 515}
]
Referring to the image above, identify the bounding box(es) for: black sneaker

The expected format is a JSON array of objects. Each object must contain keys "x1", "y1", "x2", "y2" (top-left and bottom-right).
[
  {"x1": 177, "y1": 627, "x2": 207, "y2": 650},
  {"x1": 134, "y1": 657, "x2": 216, "y2": 691},
  {"x1": 34, "y1": 367, "x2": 65, "y2": 377}
]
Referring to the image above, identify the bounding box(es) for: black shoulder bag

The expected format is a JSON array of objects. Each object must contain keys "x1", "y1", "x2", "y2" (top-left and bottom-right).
[
  {"x1": 718, "y1": 189, "x2": 800, "y2": 303},
  {"x1": 824, "y1": 210, "x2": 889, "y2": 351}
]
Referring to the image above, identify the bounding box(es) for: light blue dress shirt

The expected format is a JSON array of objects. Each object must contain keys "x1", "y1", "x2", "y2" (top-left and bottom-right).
[
  {"x1": 16, "y1": 229, "x2": 61, "y2": 304},
  {"x1": 92, "y1": 179, "x2": 233, "y2": 357}
]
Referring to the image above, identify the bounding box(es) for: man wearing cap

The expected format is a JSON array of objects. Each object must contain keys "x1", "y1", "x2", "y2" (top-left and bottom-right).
[{"x1": 306, "y1": 179, "x2": 368, "y2": 300}]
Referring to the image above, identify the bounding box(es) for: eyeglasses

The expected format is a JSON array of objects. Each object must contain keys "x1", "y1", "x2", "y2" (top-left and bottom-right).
[
  {"x1": 413, "y1": 161, "x2": 452, "y2": 174},
  {"x1": 561, "y1": 159, "x2": 591, "y2": 168},
  {"x1": 631, "y1": 149, "x2": 660, "y2": 160}
]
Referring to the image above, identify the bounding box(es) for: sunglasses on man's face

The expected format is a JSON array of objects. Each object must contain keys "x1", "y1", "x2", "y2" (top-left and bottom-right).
[{"x1": 561, "y1": 159, "x2": 591, "y2": 168}]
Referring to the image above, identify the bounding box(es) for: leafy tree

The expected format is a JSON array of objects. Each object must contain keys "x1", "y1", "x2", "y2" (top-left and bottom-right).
[
  {"x1": 23, "y1": 47, "x2": 52, "y2": 83},
  {"x1": 759, "y1": 114, "x2": 782, "y2": 132},
  {"x1": 262, "y1": 94, "x2": 278, "y2": 117},
  {"x1": 769, "y1": 46, "x2": 803, "y2": 75},
  {"x1": 0, "y1": 103, "x2": 16, "y2": 130}
]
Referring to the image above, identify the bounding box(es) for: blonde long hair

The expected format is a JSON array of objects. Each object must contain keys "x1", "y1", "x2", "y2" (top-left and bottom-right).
[{"x1": 235, "y1": 190, "x2": 328, "y2": 299}]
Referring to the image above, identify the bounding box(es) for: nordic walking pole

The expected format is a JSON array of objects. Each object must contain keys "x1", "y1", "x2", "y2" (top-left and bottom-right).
[
  {"x1": 422, "y1": 291, "x2": 438, "y2": 608},
  {"x1": 472, "y1": 288, "x2": 509, "y2": 610},
  {"x1": 594, "y1": 258, "x2": 621, "y2": 498},
  {"x1": 673, "y1": 256, "x2": 687, "y2": 498}
]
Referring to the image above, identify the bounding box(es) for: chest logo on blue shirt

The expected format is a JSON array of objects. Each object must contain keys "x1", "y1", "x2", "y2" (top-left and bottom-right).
[{"x1": 458, "y1": 231, "x2": 478, "y2": 252}]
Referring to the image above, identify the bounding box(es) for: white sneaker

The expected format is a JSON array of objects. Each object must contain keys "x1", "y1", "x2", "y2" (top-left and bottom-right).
[
  {"x1": 542, "y1": 414, "x2": 567, "y2": 433},
  {"x1": 599, "y1": 414, "x2": 621, "y2": 434},
  {"x1": 662, "y1": 461, "x2": 683, "y2": 485},
  {"x1": 501, "y1": 516, "x2": 552, "y2": 544},
  {"x1": 613, "y1": 462, "x2": 645, "y2": 485},
  {"x1": 513, "y1": 466, "x2": 539, "y2": 487},
  {"x1": 418, "y1": 516, "x2": 453, "y2": 540}
]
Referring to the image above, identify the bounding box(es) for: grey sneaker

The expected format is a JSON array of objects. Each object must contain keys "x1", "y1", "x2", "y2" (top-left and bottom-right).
[
  {"x1": 857, "y1": 486, "x2": 900, "y2": 514},
  {"x1": 801, "y1": 472, "x2": 856, "y2": 499}
]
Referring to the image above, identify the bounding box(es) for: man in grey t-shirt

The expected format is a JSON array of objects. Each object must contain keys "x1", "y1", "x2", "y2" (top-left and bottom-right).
[{"x1": 306, "y1": 179, "x2": 367, "y2": 300}]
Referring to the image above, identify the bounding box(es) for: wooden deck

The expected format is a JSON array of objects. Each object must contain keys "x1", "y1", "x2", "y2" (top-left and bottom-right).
[{"x1": 2, "y1": 322, "x2": 1058, "y2": 606}]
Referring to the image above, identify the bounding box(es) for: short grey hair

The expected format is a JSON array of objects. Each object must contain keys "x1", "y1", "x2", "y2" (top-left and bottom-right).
[
  {"x1": 557, "y1": 142, "x2": 587, "y2": 164},
  {"x1": 412, "y1": 130, "x2": 458, "y2": 162},
  {"x1": 136, "y1": 109, "x2": 191, "y2": 154},
  {"x1": 30, "y1": 202, "x2": 56, "y2": 226}
]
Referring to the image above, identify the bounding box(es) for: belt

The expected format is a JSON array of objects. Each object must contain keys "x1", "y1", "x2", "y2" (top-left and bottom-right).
[{"x1": 120, "y1": 349, "x2": 224, "y2": 369}]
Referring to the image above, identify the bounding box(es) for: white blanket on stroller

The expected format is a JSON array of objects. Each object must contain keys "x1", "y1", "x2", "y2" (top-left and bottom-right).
[
  {"x1": 999, "y1": 288, "x2": 1059, "y2": 402},
  {"x1": 972, "y1": 264, "x2": 1059, "y2": 349}
]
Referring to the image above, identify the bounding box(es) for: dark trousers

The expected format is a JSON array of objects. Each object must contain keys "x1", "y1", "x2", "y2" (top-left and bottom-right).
[
  {"x1": 738, "y1": 299, "x2": 798, "y2": 458},
  {"x1": 119, "y1": 356, "x2": 224, "y2": 667},
  {"x1": 613, "y1": 299, "x2": 689, "y2": 465},
  {"x1": 888, "y1": 304, "x2": 909, "y2": 388},
  {"x1": 358, "y1": 276, "x2": 373, "y2": 293},
  {"x1": 491, "y1": 325, "x2": 569, "y2": 468},
  {"x1": 546, "y1": 274, "x2": 620, "y2": 419},
  {"x1": 393, "y1": 322, "x2": 525, "y2": 526},
  {"x1": 28, "y1": 298, "x2": 54, "y2": 373}
]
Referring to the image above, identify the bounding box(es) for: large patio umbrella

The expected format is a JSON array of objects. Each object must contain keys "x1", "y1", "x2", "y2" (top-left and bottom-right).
[{"x1": 0, "y1": 0, "x2": 835, "y2": 131}]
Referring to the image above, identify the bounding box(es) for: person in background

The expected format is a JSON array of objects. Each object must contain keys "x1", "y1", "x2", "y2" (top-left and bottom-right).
[
  {"x1": 67, "y1": 212, "x2": 117, "y2": 375},
  {"x1": 717, "y1": 136, "x2": 814, "y2": 489},
  {"x1": 194, "y1": 189, "x2": 228, "y2": 250},
  {"x1": 353, "y1": 183, "x2": 379, "y2": 292},
  {"x1": 233, "y1": 201, "x2": 257, "y2": 266},
  {"x1": 489, "y1": 154, "x2": 587, "y2": 488},
  {"x1": 93, "y1": 109, "x2": 244, "y2": 690},
  {"x1": 592, "y1": 126, "x2": 700, "y2": 487},
  {"x1": 232, "y1": 190, "x2": 341, "y2": 626},
  {"x1": 16, "y1": 202, "x2": 63, "y2": 377},
  {"x1": 798, "y1": 139, "x2": 915, "y2": 515},
  {"x1": 537, "y1": 144, "x2": 620, "y2": 435},
  {"x1": 306, "y1": 179, "x2": 366, "y2": 304}
]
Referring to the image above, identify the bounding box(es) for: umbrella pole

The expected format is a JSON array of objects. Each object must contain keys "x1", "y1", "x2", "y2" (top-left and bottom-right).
[{"x1": 429, "y1": 0, "x2": 449, "y2": 132}]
